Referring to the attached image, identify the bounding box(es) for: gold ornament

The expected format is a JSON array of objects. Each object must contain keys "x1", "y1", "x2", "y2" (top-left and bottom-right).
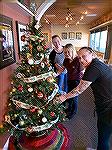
[
  {"x1": 38, "y1": 109, "x2": 43, "y2": 114},
  {"x1": 0, "y1": 124, "x2": 3, "y2": 128},
  {"x1": 14, "y1": 114, "x2": 18, "y2": 117},
  {"x1": 26, "y1": 53, "x2": 32, "y2": 59},
  {"x1": 29, "y1": 44, "x2": 33, "y2": 50},
  {"x1": 10, "y1": 92, "x2": 12, "y2": 95},
  {"x1": 12, "y1": 87, "x2": 16, "y2": 92},
  {"x1": 50, "y1": 87, "x2": 53, "y2": 90},
  {"x1": 27, "y1": 69, "x2": 30, "y2": 72},
  {"x1": 19, "y1": 120, "x2": 25, "y2": 126},
  {"x1": 47, "y1": 76, "x2": 54, "y2": 83},
  {"x1": 29, "y1": 44, "x2": 33, "y2": 54},
  {"x1": 5, "y1": 115, "x2": 10, "y2": 122}
]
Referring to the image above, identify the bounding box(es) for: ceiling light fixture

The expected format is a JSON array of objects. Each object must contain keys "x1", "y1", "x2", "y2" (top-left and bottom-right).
[
  {"x1": 65, "y1": 8, "x2": 73, "y2": 28},
  {"x1": 65, "y1": 8, "x2": 73, "y2": 21},
  {"x1": 86, "y1": 14, "x2": 97, "y2": 17},
  {"x1": 44, "y1": 18, "x2": 50, "y2": 24}
]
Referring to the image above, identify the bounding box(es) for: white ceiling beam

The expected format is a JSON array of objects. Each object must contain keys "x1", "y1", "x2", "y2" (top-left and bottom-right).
[{"x1": 35, "y1": 0, "x2": 56, "y2": 23}]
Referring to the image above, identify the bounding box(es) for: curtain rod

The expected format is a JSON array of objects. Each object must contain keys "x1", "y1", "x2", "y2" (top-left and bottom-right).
[{"x1": 89, "y1": 20, "x2": 112, "y2": 31}]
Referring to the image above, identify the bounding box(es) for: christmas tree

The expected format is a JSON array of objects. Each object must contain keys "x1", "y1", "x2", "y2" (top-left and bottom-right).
[{"x1": 1, "y1": 18, "x2": 68, "y2": 149}]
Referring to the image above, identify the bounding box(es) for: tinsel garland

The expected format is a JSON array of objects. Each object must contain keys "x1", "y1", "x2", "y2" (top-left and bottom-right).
[
  {"x1": 23, "y1": 71, "x2": 55, "y2": 83},
  {"x1": 11, "y1": 83, "x2": 58, "y2": 109},
  {"x1": 5, "y1": 115, "x2": 59, "y2": 133}
]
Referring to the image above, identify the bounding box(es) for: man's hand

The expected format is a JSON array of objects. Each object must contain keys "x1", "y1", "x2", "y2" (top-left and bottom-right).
[{"x1": 53, "y1": 94, "x2": 67, "y2": 105}]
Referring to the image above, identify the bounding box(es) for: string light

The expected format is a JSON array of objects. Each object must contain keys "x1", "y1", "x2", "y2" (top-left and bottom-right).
[{"x1": 80, "y1": 16, "x2": 84, "y2": 20}]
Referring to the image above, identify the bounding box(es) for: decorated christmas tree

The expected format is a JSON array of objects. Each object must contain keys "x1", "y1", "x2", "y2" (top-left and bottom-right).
[{"x1": 1, "y1": 18, "x2": 68, "y2": 150}]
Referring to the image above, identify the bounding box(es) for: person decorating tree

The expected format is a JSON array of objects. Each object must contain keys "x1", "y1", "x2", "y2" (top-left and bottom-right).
[
  {"x1": 49, "y1": 35, "x2": 67, "y2": 94},
  {"x1": 54, "y1": 47, "x2": 112, "y2": 150},
  {"x1": 56, "y1": 43, "x2": 84, "y2": 119}
]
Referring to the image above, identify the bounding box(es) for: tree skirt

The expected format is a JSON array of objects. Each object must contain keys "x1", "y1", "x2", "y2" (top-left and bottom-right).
[{"x1": 8, "y1": 123, "x2": 69, "y2": 150}]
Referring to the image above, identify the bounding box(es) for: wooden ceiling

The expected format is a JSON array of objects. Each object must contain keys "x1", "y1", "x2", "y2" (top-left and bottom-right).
[{"x1": 40, "y1": 0, "x2": 112, "y2": 25}]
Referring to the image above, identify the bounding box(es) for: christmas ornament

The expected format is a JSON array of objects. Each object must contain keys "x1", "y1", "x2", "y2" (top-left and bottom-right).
[
  {"x1": 40, "y1": 37, "x2": 44, "y2": 41},
  {"x1": 8, "y1": 103, "x2": 11, "y2": 106},
  {"x1": 43, "y1": 45, "x2": 47, "y2": 50},
  {"x1": 26, "y1": 53, "x2": 32, "y2": 58},
  {"x1": 12, "y1": 87, "x2": 16, "y2": 92},
  {"x1": 30, "y1": 35, "x2": 36, "y2": 41},
  {"x1": 47, "y1": 76, "x2": 54, "y2": 83},
  {"x1": 34, "y1": 22, "x2": 40, "y2": 30},
  {"x1": 27, "y1": 127, "x2": 33, "y2": 133},
  {"x1": 37, "y1": 46, "x2": 41, "y2": 51},
  {"x1": 0, "y1": 124, "x2": 3, "y2": 128},
  {"x1": 19, "y1": 120, "x2": 25, "y2": 126},
  {"x1": 28, "y1": 87, "x2": 33, "y2": 92},
  {"x1": 11, "y1": 81, "x2": 13, "y2": 84},
  {"x1": 5, "y1": 115, "x2": 10, "y2": 122},
  {"x1": 10, "y1": 92, "x2": 12, "y2": 95},
  {"x1": 37, "y1": 92, "x2": 43, "y2": 98},
  {"x1": 14, "y1": 114, "x2": 18, "y2": 118},
  {"x1": 50, "y1": 112, "x2": 55, "y2": 117},
  {"x1": 42, "y1": 117, "x2": 47, "y2": 123},
  {"x1": 18, "y1": 85, "x2": 23, "y2": 92},
  {"x1": 38, "y1": 109, "x2": 42, "y2": 115},
  {"x1": 50, "y1": 87, "x2": 53, "y2": 90},
  {"x1": 29, "y1": 44, "x2": 33, "y2": 50},
  {"x1": 21, "y1": 35, "x2": 26, "y2": 42},
  {"x1": 30, "y1": 107, "x2": 36, "y2": 112},
  {"x1": 28, "y1": 58, "x2": 34, "y2": 65},
  {"x1": 44, "y1": 95, "x2": 47, "y2": 100},
  {"x1": 16, "y1": 73, "x2": 24, "y2": 78},
  {"x1": 27, "y1": 69, "x2": 30, "y2": 72},
  {"x1": 41, "y1": 62, "x2": 45, "y2": 68}
]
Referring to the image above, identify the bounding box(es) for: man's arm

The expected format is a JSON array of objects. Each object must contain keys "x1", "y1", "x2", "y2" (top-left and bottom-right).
[{"x1": 54, "y1": 79, "x2": 92, "y2": 104}]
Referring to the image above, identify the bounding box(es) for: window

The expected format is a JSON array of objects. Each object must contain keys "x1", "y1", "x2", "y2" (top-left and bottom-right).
[
  {"x1": 94, "y1": 32, "x2": 100, "y2": 51},
  {"x1": 99, "y1": 30, "x2": 107, "y2": 53},
  {"x1": 90, "y1": 28, "x2": 107, "y2": 53}
]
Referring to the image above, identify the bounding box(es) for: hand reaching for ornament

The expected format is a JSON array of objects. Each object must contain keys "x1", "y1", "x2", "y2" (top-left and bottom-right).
[{"x1": 53, "y1": 94, "x2": 67, "y2": 105}]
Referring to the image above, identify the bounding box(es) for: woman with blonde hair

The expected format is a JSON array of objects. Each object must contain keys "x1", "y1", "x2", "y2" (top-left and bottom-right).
[{"x1": 57, "y1": 43, "x2": 84, "y2": 119}]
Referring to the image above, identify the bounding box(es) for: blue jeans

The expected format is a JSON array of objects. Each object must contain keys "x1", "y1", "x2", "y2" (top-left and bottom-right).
[
  {"x1": 97, "y1": 111, "x2": 112, "y2": 150},
  {"x1": 66, "y1": 80, "x2": 80, "y2": 118},
  {"x1": 57, "y1": 73, "x2": 68, "y2": 93}
]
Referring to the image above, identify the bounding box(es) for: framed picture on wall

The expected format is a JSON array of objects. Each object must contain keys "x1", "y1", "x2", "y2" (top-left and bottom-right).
[
  {"x1": 0, "y1": 14, "x2": 16, "y2": 69},
  {"x1": 16, "y1": 21, "x2": 27, "y2": 58},
  {"x1": 69, "y1": 32, "x2": 75, "y2": 39},
  {"x1": 76, "y1": 32, "x2": 82, "y2": 40},
  {"x1": 61, "y1": 32, "x2": 67, "y2": 39}
]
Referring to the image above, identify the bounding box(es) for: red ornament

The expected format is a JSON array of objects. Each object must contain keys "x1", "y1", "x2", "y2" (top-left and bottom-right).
[
  {"x1": 50, "y1": 112, "x2": 55, "y2": 117},
  {"x1": 30, "y1": 107, "x2": 36, "y2": 112},
  {"x1": 44, "y1": 95, "x2": 47, "y2": 100},
  {"x1": 27, "y1": 127, "x2": 33, "y2": 133},
  {"x1": 18, "y1": 85, "x2": 23, "y2": 92},
  {"x1": 37, "y1": 92, "x2": 43, "y2": 98},
  {"x1": 43, "y1": 45, "x2": 46, "y2": 49},
  {"x1": 21, "y1": 35, "x2": 26, "y2": 42}
]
